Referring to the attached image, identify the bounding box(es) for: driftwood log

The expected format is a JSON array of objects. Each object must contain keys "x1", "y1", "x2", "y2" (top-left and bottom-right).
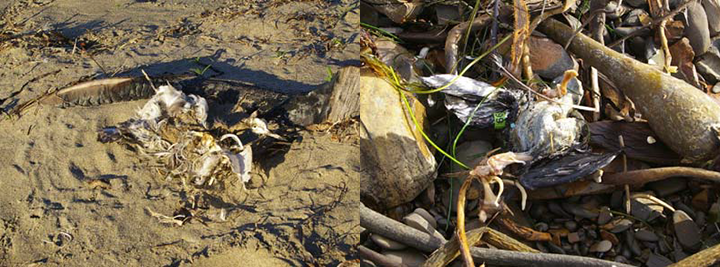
[{"x1": 538, "y1": 18, "x2": 720, "y2": 163}]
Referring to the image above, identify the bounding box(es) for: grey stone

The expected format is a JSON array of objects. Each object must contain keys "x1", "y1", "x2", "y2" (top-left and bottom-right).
[
  {"x1": 371, "y1": 234, "x2": 407, "y2": 250},
  {"x1": 635, "y1": 229, "x2": 659, "y2": 242},
  {"x1": 562, "y1": 202, "x2": 599, "y2": 219},
  {"x1": 598, "y1": 207, "x2": 613, "y2": 225},
  {"x1": 568, "y1": 232, "x2": 582, "y2": 243},
  {"x1": 697, "y1": 45, "x2": 720, "y2": 84},
  {"x1": 624, "y1": 0, "x2": 647, "y2": 7},
  {"x1": 435, "y1": 4, "x2": 460, "y2": 26},
  {"x1": 383, "y1": 249, "x2": 427, "y2": 267},
  {"x1": 631, "y1": 198, "x2": 664, "y2": 222},
  {"x1": 648, "y1": 177, "x2": 687, "y2": 197},
  {"x1": 413, "y1": 208, "x2": 437, "y2": 229},
  {"x1": 608, "y1": 219, "x2": 633, "y2": 233},
  {"x1": 673, "y1": 210, "x2": 702, "y2": 251},
  {"x1": 646, "y1": 253, "x2": 674, "y2": 267},
  {"x1": 624, "y1": 9, "x2": 649, "y2": 26},
  {"x1": 704, "y1": 0, "x2": 720, "y2": 36},
  {"x1": 686, "y1": 0, "x2": 712, "y2": 55},
  {"x1": 589, "y1": 240, "x2": 613, "y2": 253},
  {"x1": 565, "y1": 221, "x2": 578, "y2": 232},
  {"x1": 454, "y1": 140, "x2": 492, "y2": 169}
]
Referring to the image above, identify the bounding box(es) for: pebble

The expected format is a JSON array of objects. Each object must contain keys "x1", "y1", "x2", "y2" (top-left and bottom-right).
[
  {"x1": 535, "y1": 222, "x2": 549, "y2": 232},
  {"x1": 692, "y1": 188, "x2": 711, "y2": 211},
  {"x1": 676, "y1": 202, "x2": 697, "y2": 219},
  {"x1": 623, "y1": 8, "x2": 649, "y2": 26},
  {"x1": 625, "y1": 230, "x2": 643, "y2": 256},
  {"x1": 611, "y1": 191, "x2": 625, "y2": 210},
  {"x1": 604, "y1": 218, "x2": 633, "y2": 233},
  {"x1": 596, "y1": 210, "x2": 612, "y2": 227},
  {"x1": 615, "y1": 255, "x2": 630, "y2": 264},
  {"x1": 455, "y1": 140, "x2": 492, "y2": 169},
  {"x1": 704, "y1": 0, "x2": 720, "y2": 36},
  {"x1": 403, "y1": 213, "x2": 435, "y2": 235},
  {"x1": 547, "y1": 241, "x2": 567, "y2": 254},
  {"x1": 382, "y1": 249, "x2": 426, "y2": 267},
  {"x1": 562, "y1": 202, "x2": 599, "y2": 219},
  {"x1": 714, "y1": 83, "x2": 720, "y2": 94},
  {"x1": 686, "y1": 0, "x2": 712, "y2": 55},
  {"x1": 697, "y1": 211, "x2": 706, "y2": 226},
  {"x1": 673, "y1": 210, "x2": 702, "y2": 251},
  {"x1": 370, "y1": 234, "x2": 407, "y2": 250},
  {"x1": 635, "y1": 229, "x2": 659, "y2": 242},
  {"x1": 564, "y1": 221, "x2": 578, "y2": 232},
  {"x1": 606, "y1": 1, "x2": 631, "y2": 19},
  {"x1": 527, "y1": 36, "x2": 577, "y2": 79},
  {"x1": 589, "y1": 240, "x2": 613, "y2": 253},
  {"x1": 631, "y1": 198, "x2": 663, "y2": 222},
  {"x1": 646, "y1": 253, "x2": 674, "y2": 267},
  {"x1": 648, "y1": 177, "x2": 687, "y2": 197},
  {"x1": 600, "y1": 230, "x2": 620, "y2": 245},
  {"x1": 568, "y1": 232, "x2": 581, "y2": 243},
  {"x1": 696, "y1": 45, "x2": 720, "y2": 84},
  {"x1": 624, "y1": 0, "x2": 647, "y2": 7},
  {"x1": 413, "y1": 208, "x2": 437, "y2": 229},
  {"x1": 549, "y1": 201, "x2": 572, "y2": 218}
]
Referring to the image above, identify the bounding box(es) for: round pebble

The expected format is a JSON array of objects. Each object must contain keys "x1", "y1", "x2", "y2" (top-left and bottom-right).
[
  {"x1": 565, "y1": 221, "x2": 578, "y2": 232},
  {"x1": 413, "y1": 208, "x2": 437, "y2": 229},
  {"x1": 370, "y1": 234, "x2": 407, "y2": 250},
  {"x1": 383, "y1": 249, "x2": 426, "y2": 267},
  {"x1": 403, "y1": 213, "x2": 435, "y2": 234},
  {"x1": 605, "y1": 219, "x2": 633, "y2": 233},
  {"x1": 635, "y1": 229, "x2": 659, "y2": 242},
  {"x1": 673, "y1": 210, "x2": 702, "y2": 251},
  {"x1": 589, "y1": 240, "x2": 613, "y2": 253}
]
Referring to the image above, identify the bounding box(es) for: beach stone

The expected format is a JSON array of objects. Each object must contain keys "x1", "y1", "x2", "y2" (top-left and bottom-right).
[
  {"x1": 600, "y1": 230, "x2": 620, "y2": 245},
  {"x1": 547, "y1": 242, "x2": 567, "y2": 254},
  {"x1": 598, "y1": 207, "x2": 613, "y2": 225},
  {"x1": 648, "y1": 177, "x2": 687, "y2": 197},
  {"x1": 565, "y1": 221, "x2": 578, "y2": 232},
  {"x1": 624, "y1": 0, "x2": 646, "y2": 7},
  {"x1": 568, "y1": 232, "x2": 581, "y2": 243},
  {"x1": 562, "y1": 202, "x2": 598, "y2": 219},
  {"x1": 673, "y1": 210, "x2": 702, "y2": 251},
  {"x1": 686, "y1": 0, "x2": 712, "y2": 55},
  {"x1": 704, "y1": 0, "x2": 720, "y2": 36},
  {"x1": 604, "y1": 218, "x2": 633, "y2": 233},
  {"x1": 528, "y1": 36, "x2": 577, "y2": 79},
  {"x1": 589, "y1": 240, "x2": 613, "y2": 253},
  {"x1": 454, "y1": 140, "x2": 492, "y2": 169},
  {"x1": 697, "y1": 44, "x2": 720, "y2": 84},
  {"x1": 413, "y1": 208, "x2": 437, "y2": 229},
  {"x1": 371, "y1": 234, "x2": 407, "y2": 250},
  {"x1": 625, "y1": 230, "x2": 643, "y2": 256},
  {"x1": 434, "y1": 4, "x2": 460, "y2": 26},
  {"x1": 383, "y1": 249, "x2": 426, "y2": 267},
  {"x1": 404, "y1": 213, "x2": 434, "y2": 233},
  {"x1": 693, "y1": 188, "x2": 711, "y2": 212},
  {"x1": 624, "y1": 8, "x2": 649, "y2": 26},
  {"x1": 549, "y1": 201, "x2": 572, "y2": 218},
  {"x1": 631, "y1": 198, "x2": 664, "y2": 222},
  {"x1": 646, "y1": 253, "x2": 674, "y2": 267},
  {"x1": 360, "y1": 68, "x2": 437, "y2": 209},
  {"x1": 635, "y1": 229, "x2": 659, "y2": 242}
]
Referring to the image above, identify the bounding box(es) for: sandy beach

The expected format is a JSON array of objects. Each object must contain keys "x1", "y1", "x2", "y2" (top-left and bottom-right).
[{"x1": 0, "y1": 0, "x2": 360, "y2": 266}]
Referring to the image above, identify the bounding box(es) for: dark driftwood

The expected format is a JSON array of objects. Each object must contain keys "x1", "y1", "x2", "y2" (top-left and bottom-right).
[
  {"x1": 538, "y1": 18, "x2": 720, "y2": 163},
  {"x1": 286, "y1": 66, "x2": 360, "y2": 126},
  {"x1": 360, "y1": 203, "x2": 632, "y2": 267}
]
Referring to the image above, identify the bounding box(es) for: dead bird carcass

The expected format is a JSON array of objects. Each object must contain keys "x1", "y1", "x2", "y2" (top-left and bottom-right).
[{"x1": 97, "y1": 83, "x2": 282, "y2": 188}]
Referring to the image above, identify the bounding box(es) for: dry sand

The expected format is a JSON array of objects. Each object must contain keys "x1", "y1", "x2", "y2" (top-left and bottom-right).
[{"x1": 0, "y1": 0, "x2": 360, "y2": 266}]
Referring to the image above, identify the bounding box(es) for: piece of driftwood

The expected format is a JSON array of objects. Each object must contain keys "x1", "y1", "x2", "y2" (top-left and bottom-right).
[
  {"x1": 327, "y1": 66, "x2": 360, "y2": 122},
  {"x1": 423, "y1": 227, "x2": 538, "y2": 267},
  {"x1": 538, "y1": 18, "x2": 720, "y2": 163},
  {"x1": 669, "y1": 242, "x2": 720, "y2": 267},
  {"x1": 602, "y1": 167, "x2": 720, "y2": 186},
  {"x1": 286, "y1": 66, "x2": 360, "y2": 126},
  {"x1": 360, "y1": 203, "x2": 632, "y2": 266}
]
